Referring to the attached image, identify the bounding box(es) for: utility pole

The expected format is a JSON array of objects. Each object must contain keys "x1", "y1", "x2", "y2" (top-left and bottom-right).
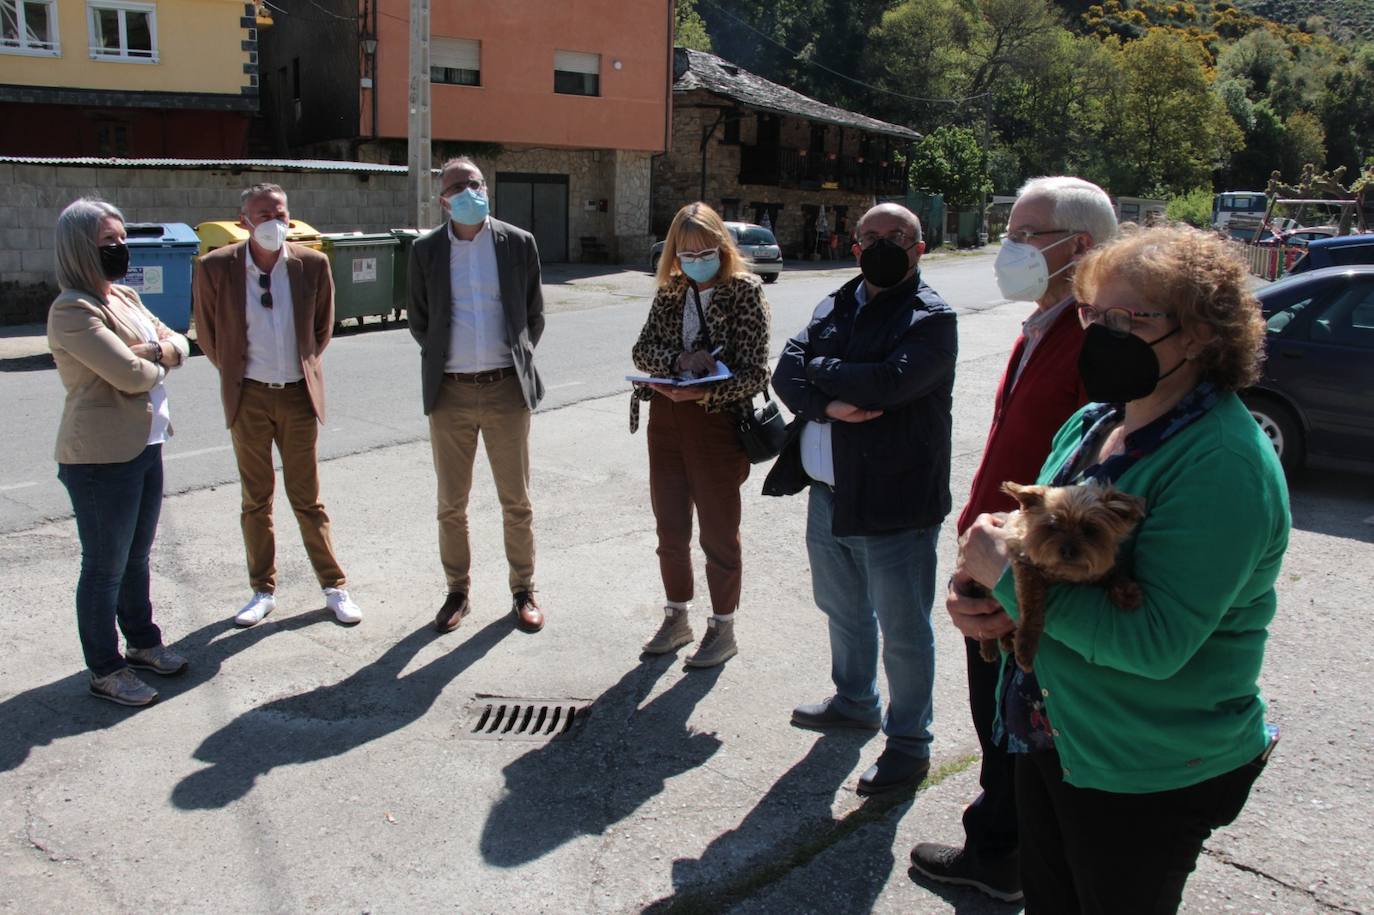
[{"x1": 407, "y1": 0, "x2": 433, "y2": 229}]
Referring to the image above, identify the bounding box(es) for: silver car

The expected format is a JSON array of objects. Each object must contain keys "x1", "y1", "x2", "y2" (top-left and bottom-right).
[{"x1": 649, "y1": 221, "x2": 783, "y2": 283}]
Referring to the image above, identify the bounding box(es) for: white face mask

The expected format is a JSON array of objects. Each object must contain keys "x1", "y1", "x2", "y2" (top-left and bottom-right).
[
  {"x1": 251, "y1": 219, "x2": 289, "y2": 253},
  {"x1": 994, "y1": 234, "x2": 1076, "y2": 302}
]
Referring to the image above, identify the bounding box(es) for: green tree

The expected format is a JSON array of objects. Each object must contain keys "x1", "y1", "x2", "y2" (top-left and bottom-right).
[
  {"x1": 908, "y1": 126, "x2": 992, "y2": 209},
  {"x1": 675, "y1": 0, "x2": 712, "y2": 52},
  {"x1": 1103, "y1": 28, "x2": 1244, "y2": 194},
  {"x1": 1282, "y1": 110, "x2": 1327, "y2": 178},
  {"x1": 1165, "y1": 187, "x2": 1216, "y2": 227}
]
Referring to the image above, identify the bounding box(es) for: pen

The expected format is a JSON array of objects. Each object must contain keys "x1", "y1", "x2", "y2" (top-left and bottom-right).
[{"x1": 709, "y1": 345, "x2": 724, "y2": 357}]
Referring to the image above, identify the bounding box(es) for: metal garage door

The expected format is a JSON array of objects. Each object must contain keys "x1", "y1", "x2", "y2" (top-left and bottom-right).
[{"x1": 494, "y1": 172, "x2": 568, "y2": 262}]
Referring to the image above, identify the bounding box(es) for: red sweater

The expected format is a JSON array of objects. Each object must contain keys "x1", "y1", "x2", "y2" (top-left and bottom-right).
[{"x1": 956, "y1": 303, "x2": 1089, "y2": 535}]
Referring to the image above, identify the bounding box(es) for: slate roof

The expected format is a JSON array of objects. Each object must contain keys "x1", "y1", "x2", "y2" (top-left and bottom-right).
[
  {"x1": 0, "y1": 156, "x2": 409, "y2": 173},
  {"x1": 673, "y1": 47, "x2": 920, "y2": 142}
]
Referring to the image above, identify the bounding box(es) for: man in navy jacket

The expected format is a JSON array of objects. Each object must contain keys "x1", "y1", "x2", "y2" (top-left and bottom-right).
[{"x1": 764, "y1": 203, "x2": 957, "y2": 795}]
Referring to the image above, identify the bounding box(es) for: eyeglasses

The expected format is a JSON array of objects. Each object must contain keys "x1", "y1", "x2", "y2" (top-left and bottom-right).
[
  {"x1": 677, "y1": 247, "x2": 719, "y2": 264},
  {"x1": 444, "y1": 179, "x2": 485, "y2": 194},
  {"x1": 1076, "y1": 303, "x2": 1171, "y2": 336},
  {"x1": 856, "y1": 230, "x2": 916, "y2": 249},
  {"x1": 258, "y1": 272, "x2": 272, "y2": 309},
  {"x1": 1004, "y1": 227, "x2": 1077, "y2": 245}
]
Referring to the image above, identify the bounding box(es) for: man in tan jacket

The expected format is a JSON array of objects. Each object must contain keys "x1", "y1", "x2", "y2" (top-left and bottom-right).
[{"x1": 193, "y1": 183, "x2": 362, "y2": 627}]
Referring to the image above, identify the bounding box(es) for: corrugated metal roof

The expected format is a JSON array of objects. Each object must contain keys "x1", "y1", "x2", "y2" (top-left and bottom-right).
[
  {"x1": 674, "y1": 48, "x2": 921, "y2": 142},
  {"x1": 0, "y1": 156, "x2": 416, "y2": 173}
]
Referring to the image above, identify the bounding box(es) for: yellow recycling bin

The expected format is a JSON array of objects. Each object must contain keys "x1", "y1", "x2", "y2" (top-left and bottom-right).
[{"x1": 194, "y1": 219, "x2": 323, "y2": 256}]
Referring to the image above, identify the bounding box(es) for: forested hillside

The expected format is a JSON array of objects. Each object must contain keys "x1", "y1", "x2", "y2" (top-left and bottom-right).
[
  {"x1": 678, "y1": 0, "x2": 1374, "y2": 199},
  {"x1": 1236, "y1": 0, "x2": 1374, "y2": 40}
]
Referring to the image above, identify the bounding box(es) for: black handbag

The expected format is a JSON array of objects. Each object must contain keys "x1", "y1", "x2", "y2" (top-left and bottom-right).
[
  {"x1": 690, "y1": 281, "x2": 786, "y2": 464},
  {"x1": 735, "y1": 388, "x2": 788, "y2": 464}
]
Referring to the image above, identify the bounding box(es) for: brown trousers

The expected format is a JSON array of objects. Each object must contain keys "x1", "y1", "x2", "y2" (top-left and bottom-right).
[
  {"x1": 229, "y1": 382, "x2": 345, "y2": 593},
  {"x1": 428, "y1": 373, "x2": 535, "y2": 594},
  {"x1": 646, "y1": 394, "x2": 749, "y2": 614}
]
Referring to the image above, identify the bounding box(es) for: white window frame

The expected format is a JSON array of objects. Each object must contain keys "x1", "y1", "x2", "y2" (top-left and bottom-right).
[
  {"x1": 1, "y1": 0, "x2": 61, "y2": 57},
  {"x1": 87, "y1": 0, "x2": 158, "y2": 64}
]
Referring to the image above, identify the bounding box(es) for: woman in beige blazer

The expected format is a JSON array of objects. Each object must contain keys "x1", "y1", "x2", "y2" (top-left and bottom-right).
[{"x1": 48, "y1": 198, "x2": 191, "y2": 708}]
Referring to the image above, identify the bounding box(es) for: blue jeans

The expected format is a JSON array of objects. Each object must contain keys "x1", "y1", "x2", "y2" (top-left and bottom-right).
[
  {"x1": 806, "y1": 484, "x2": 939, "y2": 759},
  {"x1": 57, "y1": 444, "x2": 165, "y2": 677}
]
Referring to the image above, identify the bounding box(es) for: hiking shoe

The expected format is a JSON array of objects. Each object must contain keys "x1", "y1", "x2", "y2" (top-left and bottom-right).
[
  {"x1": 89, "y1": 668, "x2": 159, "y2": 707},
  {"x1": 643, "y1": 606, "x2": 694, "y2": 654},
  {"x1": 234, "y1": 591, "x2": 276, "y2": 627},
  {"x1": 512, "y1": 590, "x2": 545, "y2": 632},
  {"x1": 324, "y1": 587, "x2": 362, "y2": 625},
  {"x1": 909, "y1": 843, "x2": 1023, "y2": 902},
  {"x1": 857, "y1": 748, "x2": 929, "y2": 796},
  {"x1": 791, "y1": 696, "x2": 881, "y2": 731},
  {"x1": 124, "y1": 644, "x2": 188, "y2": 676},
  {"x1": 685, "y1": 616, "x2": 736, "y2": 668},
  {"x1": 434, "y1": 591, "x2": 470, "y2": 633}
]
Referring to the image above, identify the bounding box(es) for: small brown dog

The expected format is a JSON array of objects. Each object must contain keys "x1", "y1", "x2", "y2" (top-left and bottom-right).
[{"x1": 973, "y1": 481, "x2": 1147, "y2": 672}]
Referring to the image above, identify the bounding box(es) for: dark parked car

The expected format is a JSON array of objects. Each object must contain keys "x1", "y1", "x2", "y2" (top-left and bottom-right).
[
  {"x1": 1242, "y1": 265, "x2": 1374, "y2": 473},
  {"x1": 1288, "y1": 233, "x2": 1374, "y2": 274}
]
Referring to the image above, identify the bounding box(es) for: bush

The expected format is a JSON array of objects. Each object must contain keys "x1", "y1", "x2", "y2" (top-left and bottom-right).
[{"x1": 1166, "y1": 188, "x2": 1216, "y2": 227}]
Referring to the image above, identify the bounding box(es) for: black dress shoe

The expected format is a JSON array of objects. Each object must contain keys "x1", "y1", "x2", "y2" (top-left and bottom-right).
[
  {"x1": 434, "y1": 592, "x2": 470, "y2": 633},
  {"x1": 857, "y1": 748, "x2": 930, "y2": 796}
]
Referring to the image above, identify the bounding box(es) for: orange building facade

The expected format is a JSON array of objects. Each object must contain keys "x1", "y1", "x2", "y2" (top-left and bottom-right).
[{"x1": 260, "y1": 0, "x2": 673, "y2": 262}]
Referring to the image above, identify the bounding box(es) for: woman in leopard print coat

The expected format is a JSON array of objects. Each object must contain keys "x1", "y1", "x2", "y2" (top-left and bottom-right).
[{"x1": 630, "y1": 202, "x2": 772, "y2": 668}]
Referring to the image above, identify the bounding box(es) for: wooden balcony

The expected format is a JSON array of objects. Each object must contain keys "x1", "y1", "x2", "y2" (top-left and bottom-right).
[{"x1": 738, "y1": 145, "x2": 906, "y2": 195}]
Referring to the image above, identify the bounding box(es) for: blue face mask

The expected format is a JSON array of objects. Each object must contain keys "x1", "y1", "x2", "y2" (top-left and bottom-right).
[
  {"x1": 446, "y1": 187, "x2": 489, "y2": 226},
  {"x1": 680, "y1": 252, "x2": 721, "y2": 283}
]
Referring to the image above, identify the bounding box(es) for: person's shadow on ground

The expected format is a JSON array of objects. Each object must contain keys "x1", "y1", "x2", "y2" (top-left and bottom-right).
[
  {"x1": 479, "y1": 655, "x2": 721, "y2": 867},
  {"x1": 0, "y1": 610, "x2": 332, "y2": 774},
  {"x1": 172, "y1": 616, "x2": 512, "y2": 810}
]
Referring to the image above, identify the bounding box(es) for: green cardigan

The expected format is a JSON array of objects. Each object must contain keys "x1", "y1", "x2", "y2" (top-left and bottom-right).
[{"x1": 992, "y1": 392, "x2": 1290, "y2": 793}]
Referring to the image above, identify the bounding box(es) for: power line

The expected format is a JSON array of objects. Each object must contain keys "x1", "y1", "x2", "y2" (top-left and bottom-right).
[{"x1": 695, "y1": 0, "x2": 988, "y2": 105}]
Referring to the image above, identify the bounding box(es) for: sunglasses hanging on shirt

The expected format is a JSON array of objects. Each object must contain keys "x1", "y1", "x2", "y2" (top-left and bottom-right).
[{"x1": 258, "y1": 272, "x2": 273, "y2": 309}]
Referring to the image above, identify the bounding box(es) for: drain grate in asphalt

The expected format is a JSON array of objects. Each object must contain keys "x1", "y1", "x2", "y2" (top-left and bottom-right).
[{"x1": 459, "y1": 695, "x2": 589, "y2": 742}]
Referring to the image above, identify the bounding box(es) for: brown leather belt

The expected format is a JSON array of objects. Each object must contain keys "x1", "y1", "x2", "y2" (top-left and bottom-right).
[
  {"x1": 445, "y1": 366, "x2": 516, "y2": 384},
  {"x1": 243, "y1": 378, "x2": 304, "y2": 389}
]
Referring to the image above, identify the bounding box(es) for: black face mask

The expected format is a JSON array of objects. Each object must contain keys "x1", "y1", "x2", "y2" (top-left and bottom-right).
[
  {"x1": 1077, "y1": 322, "x2": 1185, "y2": 403},
  {"x1": 859, "y1": 238, "x2": 912, "y2": 289},
  {"x1": 99, "y1": 242, "x2": 130, "y2": 281}
]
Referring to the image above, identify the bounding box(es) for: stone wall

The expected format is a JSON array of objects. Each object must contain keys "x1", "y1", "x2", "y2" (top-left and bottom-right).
[
  {"x1": 1, "y1": 151, "x2": 654, "y2": 323},
  {"x1": 655, "y1": 95, "x2": 879, "y2": 260}
]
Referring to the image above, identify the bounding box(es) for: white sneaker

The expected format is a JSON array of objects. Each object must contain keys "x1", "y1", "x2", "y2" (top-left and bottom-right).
[
  {"x1": 234, "y1": 591, "x2": 276, "y2": 627},
  {"x1": 324, "y1": 587, "x2": 362, "y2": 625}
]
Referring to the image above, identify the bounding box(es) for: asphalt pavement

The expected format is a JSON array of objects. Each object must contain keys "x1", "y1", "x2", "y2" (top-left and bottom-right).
[{"x1": 2, "y1": 254, "x2": 1371, "y2": 913}]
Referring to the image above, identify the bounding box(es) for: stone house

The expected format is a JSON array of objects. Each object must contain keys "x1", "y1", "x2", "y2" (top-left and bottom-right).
[{"x1": 655, "y1": 48, "x2": 920, "y2": 259}]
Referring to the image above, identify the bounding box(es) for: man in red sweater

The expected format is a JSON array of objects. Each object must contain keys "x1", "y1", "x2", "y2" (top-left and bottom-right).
[{"x1": 910, "y1": 177, "x2": 1119, "y2": 902}]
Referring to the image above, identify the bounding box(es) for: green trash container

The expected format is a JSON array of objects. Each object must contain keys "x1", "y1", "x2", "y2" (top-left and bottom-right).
[
  {"x1": 319, "y1": 232, "x2": 400, "y2": 325},
  {"x1": 389, "y1": 229, "x2": 422, "y2": 320}
]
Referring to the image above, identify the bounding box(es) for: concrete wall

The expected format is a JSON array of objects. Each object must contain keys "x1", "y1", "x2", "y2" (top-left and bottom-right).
[{"x1": 0, "y1": 155, "x2": 654, "y2": 322}]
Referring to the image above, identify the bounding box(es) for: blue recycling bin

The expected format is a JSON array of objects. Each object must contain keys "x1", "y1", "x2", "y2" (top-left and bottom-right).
[{"x1": 122, "y1": 222, "x2": 199, "y2": 332}]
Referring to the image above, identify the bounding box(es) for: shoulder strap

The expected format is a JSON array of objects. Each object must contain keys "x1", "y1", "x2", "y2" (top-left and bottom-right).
[{"x1": 688, "y1": 279, "x2": 713, "y2": 350}]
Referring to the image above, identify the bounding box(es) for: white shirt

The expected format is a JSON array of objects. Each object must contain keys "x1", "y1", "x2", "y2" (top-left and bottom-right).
[
  {"x1": 445, "y1": 219, "x2": 512, "y2": 373},
  {"x1": 800, "y1": 283, "x2": 869, "y2": 486},
  {"x1": 682, "y1": 286, "x2": 714, "y2": 351},
  {"x1": 1011, "y1": 294, "x2": 1074, "y2": 388},
  {"x1": 244, "y1": 255, "x2": 304, "y2": 384},
  {"x1": 120, "y1": 293, "x2": 172, "y2": 446}
]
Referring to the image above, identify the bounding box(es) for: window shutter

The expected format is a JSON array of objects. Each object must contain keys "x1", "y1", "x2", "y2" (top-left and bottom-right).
[
  {"x1": 554, "y1": 49, "x2": 599, "y2": 74},
  {"x1": 432, "y1": 37, "x2": 479, "y2": 71}
]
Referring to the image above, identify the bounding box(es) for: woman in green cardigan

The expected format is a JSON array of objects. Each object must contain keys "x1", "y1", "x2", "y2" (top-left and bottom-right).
[{"x1": 951, "y1": 224, "x2": 1289, "y2": 914}]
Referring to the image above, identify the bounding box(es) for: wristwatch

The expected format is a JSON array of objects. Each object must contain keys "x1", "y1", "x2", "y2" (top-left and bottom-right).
[{"x1": 150, "y1": 342, "x2": 164, "y2": 365}]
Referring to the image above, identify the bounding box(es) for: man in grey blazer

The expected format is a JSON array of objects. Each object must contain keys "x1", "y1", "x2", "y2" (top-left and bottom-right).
[{"x1": 408, "y1": 157, "x2": 547, "y2": 634}]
